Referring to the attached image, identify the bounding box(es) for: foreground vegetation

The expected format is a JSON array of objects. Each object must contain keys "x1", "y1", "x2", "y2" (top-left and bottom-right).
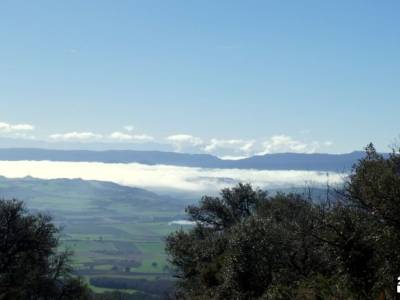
[
  {"x1": 0, "y1": 199, "x2": 90, "y2": 299},
  {"x1": 166, "y1": 144, "x2": 400, "y2": 299}
]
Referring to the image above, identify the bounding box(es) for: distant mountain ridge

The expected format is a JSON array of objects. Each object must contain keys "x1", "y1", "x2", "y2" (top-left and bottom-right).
[{"x1": 0, "y1": 148, "x2": 369, "y2": 171}]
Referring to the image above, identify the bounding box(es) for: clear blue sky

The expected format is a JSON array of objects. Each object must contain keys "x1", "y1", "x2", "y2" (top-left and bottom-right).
[{"x1": 0, "y1": 0, "x2": 399, "y2": 156}]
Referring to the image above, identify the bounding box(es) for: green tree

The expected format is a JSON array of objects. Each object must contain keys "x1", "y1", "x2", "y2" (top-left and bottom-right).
[
  {"x1": 0, "y1": 199, "x2": 90, "y2": 300},
  {"x1": 166, "y1": 185, "x2": 333, "y2": 299},
  {"x1": 340, "y1": 144, "x2": 400, "y2": 298},
  {"x1": 166, "y1": 144, "x2": 400, "y2": 299}
]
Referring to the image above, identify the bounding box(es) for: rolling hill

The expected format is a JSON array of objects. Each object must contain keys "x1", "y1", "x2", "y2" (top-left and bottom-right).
[{"x1": 0, "y1": 176, "x2": 185, "y2": 218}]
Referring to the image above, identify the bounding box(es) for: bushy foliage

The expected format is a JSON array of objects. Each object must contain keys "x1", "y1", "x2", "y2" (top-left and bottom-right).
[
  {"x1": 166, "y1": 145, "x2": 400, "y2": 299},
  {"x1": 0, "y1": 199, "x2": 90, "y2": 299}
]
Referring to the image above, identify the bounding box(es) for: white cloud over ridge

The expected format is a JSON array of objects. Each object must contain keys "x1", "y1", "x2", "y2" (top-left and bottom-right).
[
  {"x1": 164, "y1": 134, "x2": 332, "y2": 158},
  {"x1": 128, "y1": 134, "x2": 155, "y2": 142},
  {"x1": 110, "y1": 132, "x2": 132, "y2": 140},
  {"x1": 49, "y1": 132, "x2": 103, "y2": 141},
  {"x1": 109, "y1": 131, "x2": 154, "y2": 142},
  {"x1": 0, "y1": 122, "x2": 34, "y2": 132},
  {"x1": 204, "y1": 139, "x2": 255, "y2": 157},
  {"x1": 259, "y1": 135, "x2": 320, "y2": 155},
  {"x1": 166, "y1": 134, "x2": 203, "y2": 151},
  {"x1": 44, "y1": 127, "x2": 332, "y2": 158},
  {"x1": 166, "y1": 135, "x2": 331, "y2": 158},
  {"x1": 0, "y1": 160, "x2": 345, "y2": 195},
  {"x1": 0, "y1": 122, "x2": 330, "y2": 157}
]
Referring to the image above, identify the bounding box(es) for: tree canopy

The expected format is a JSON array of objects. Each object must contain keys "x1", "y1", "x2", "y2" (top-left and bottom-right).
[
  {"x1": 166, "y1": 145, "x2": 400, "y2": 299},
  {"x1": 0, "y1": 199, "x2": 90, "y2": 300}
]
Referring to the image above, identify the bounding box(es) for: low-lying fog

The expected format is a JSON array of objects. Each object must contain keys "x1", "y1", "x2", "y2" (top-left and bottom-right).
[{"x1": 0, "y1": 160, "x2": 345, "y2": 195}]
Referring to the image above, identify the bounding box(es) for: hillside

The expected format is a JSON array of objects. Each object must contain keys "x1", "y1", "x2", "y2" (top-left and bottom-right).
[{"x1": 0, "y1": 176, "x2": 185, "y2": 218}]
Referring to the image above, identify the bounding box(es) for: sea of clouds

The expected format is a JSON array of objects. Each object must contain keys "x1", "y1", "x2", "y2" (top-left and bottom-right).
[{"x1": 0, "y1": 161, "x2": 346, "y2": 195}]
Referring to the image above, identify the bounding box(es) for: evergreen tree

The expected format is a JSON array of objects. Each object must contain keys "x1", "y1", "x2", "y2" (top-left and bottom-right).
[{"x1": 0, "y1": 199, "x2": 90, "y2": 300}]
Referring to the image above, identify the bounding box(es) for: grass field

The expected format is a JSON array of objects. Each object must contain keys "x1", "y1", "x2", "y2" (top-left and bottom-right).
[
  {"x1": 0, "y1": 176, "x2": 193, "y2": 295},
  {"x1": 58, "y1": 210, "x2": 188, "y2": 293},
  {"x1": 61, "y1": 221, "x2": 181, "y2": 275}
]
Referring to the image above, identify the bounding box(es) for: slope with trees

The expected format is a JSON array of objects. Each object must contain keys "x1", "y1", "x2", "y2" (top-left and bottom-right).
[{"x1": 166, "y1": 144, "x2": 400, "y2": 299}]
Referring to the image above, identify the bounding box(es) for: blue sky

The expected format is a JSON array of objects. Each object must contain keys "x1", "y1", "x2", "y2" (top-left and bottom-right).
[{"x1": 0, "y1": 0, "x2": 399, "y2": 157}]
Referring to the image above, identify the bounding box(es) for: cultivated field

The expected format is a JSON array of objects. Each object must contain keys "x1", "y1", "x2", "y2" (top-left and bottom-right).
[{"x1": 0, "y1": 176, "x2": 191, "y2": 296}]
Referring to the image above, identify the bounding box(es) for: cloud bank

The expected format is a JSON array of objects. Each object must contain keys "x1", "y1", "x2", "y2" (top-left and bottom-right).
[{"x1": 0, "y1": 161, "x2": 345, "y2": 195}]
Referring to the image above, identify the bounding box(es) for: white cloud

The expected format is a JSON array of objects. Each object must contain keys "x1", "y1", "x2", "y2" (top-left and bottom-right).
[
  {"x1": 48, "y1": 130, "x2": 154, "y2": 143},
  {"x1": 166, "y1": 134, "x2": 203, "y2": 151},
  {"x1": 204, "y1": 139, "x2": 255, "y2": 157},
  {"x1": 49, "y1": 132, "x2": 102, "y2": 141},
  {"x1": 0, "y1": 161, "x2": 345, "y2": 195},
  {"x1": 109, "y1": 131, "x2": 154, "y2": 142},
  {"x1": 131, "y1": 134, "x2": 155, "y2": 142},
  {"x1": 45, "y1": 128, "x2": 332, "y2": 157},
  {"x1": 0, "y1": 122, "x2": 35, "y2": 133},
  {"x1": 110, "y1": 131, "x2": 132, "y2": 141},
  {"x1": 167, "y1": 134, "x2": 203, "y2": 145},
  {"x1": 259, "y1": 135, "x2": 322, "y2": 155},
  {"x1": 165, "y1": 135, "x2": 332, "y2": 158}
]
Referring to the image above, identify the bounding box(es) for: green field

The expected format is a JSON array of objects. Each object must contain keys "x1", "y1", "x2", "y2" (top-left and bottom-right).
[{"x1": 0, "y1": 176, "x2": 193, "y2": 295}]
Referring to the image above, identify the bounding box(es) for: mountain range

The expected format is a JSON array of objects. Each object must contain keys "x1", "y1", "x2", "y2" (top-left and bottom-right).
[{"x1": 0, "y1": 148, "x2": 370, "y2": 171}]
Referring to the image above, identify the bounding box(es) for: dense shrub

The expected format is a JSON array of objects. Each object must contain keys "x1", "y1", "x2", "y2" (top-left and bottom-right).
[
  {"x1": 0, "y1": 199, "x2": 90, "y2": 299},
  {"x1": 166, "y1": 145, "x2": 400, "y2": 299}
]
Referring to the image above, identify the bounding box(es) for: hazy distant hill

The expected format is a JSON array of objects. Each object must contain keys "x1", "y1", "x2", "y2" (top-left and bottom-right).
[
  {"x1": 0, "y1": 176, "x2": 185, "y2": 218},
  {"x1": 229, "y1": 152, "x2": 365, "y2": 172},
  {"x1": 0, "y1": 148, "x2": 367, "y2": 171}
]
